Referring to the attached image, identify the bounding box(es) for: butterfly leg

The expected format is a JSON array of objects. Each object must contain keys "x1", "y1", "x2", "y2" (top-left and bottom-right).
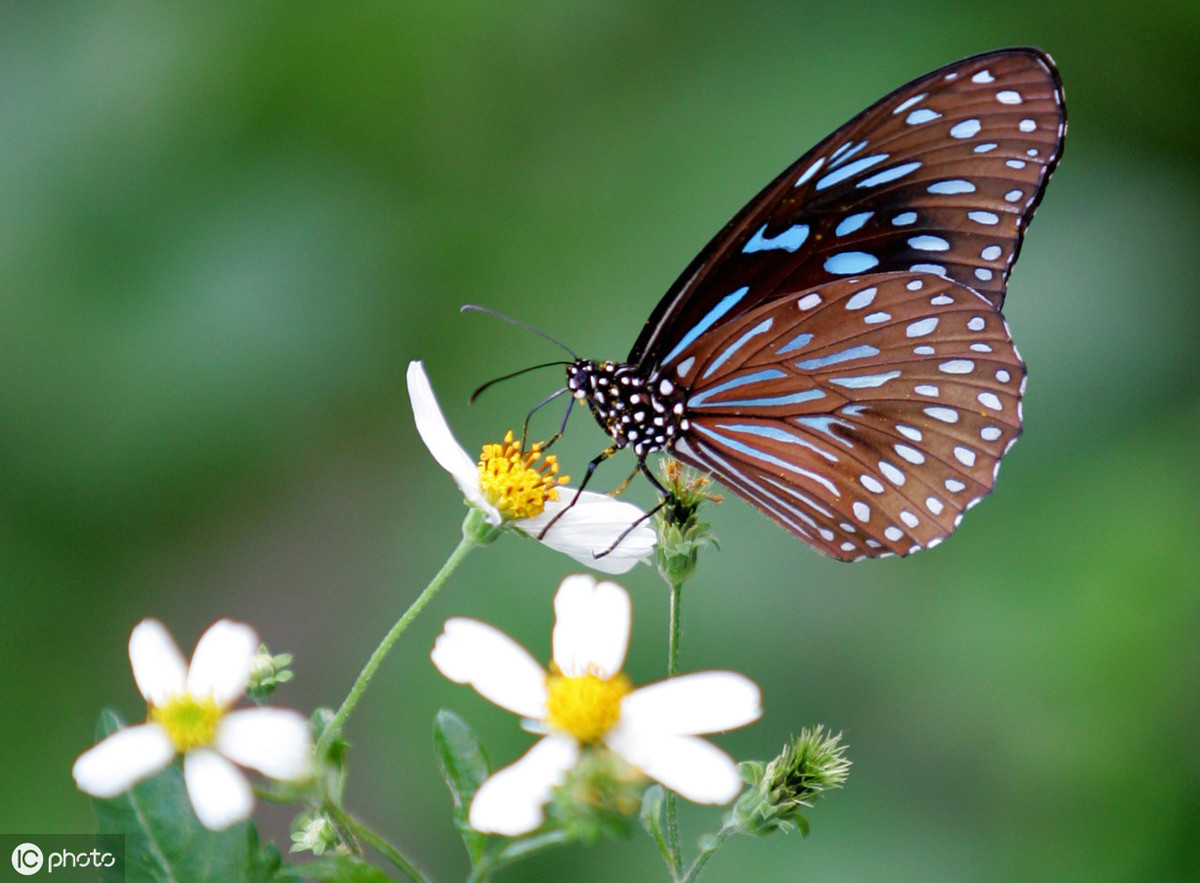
[
  {"x1": 594, "y1": 497, "x2": 666, "y2": 559},
  {"x1": 534, "y1": 444, "x2": 619, "y2": 539},
  {"x1": 519, "y1": 386, "x2": 571, "y2": 451},
  {"x1": 593, "y1": 458, "x2": 684, "y2": 558}
]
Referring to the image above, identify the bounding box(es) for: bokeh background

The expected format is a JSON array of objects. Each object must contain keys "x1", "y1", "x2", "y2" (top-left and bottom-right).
[{"x1": 3, "y1": 3, "x2": 1198, "y2": 881}]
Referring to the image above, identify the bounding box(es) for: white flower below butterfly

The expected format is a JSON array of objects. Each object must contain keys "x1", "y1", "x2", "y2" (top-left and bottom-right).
[{"x1": 432, "y1": 573, "x2": 762, "y2": 835}]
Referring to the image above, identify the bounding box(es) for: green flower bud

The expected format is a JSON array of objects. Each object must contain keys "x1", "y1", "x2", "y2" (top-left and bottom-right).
[{"x1": 731, "y1": 726, "x2": 851, "y2": 837}]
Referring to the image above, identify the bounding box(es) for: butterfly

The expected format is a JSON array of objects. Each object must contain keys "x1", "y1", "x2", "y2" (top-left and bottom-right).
[{"x1": 561, "y1": 48, "x2": 1065, "y2": 561}]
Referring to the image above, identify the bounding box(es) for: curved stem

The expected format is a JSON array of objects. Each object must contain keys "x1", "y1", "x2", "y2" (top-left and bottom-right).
[
  {"x1": 680, "y1": 824, "x2": 736, "y2": 883},
  {"x1": 316, "y1": 532, "x2": 477, "y2": 760},
  {"x1": 325, "y1": 802, "x2": 428, "y2": 883}
]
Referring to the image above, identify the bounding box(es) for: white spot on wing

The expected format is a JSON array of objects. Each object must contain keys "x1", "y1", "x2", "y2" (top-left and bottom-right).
[
  {"x1": 978, "y1": 391, "x2": 1002, "y2": 410},
  {"x1": 972, "y1": 69, "x2": 994, "y2": 84},
  {"x1": 845, "y1": 287, "x2": 877, "y2": 310},
  {"x1": 954, "y1": 445, "x2": 977, "y2": 467},
  {"x1": 816, "y1": 154, "x2": 889, "y2": 190},
  {"x1": 798, "y1": 292, "x2": 822, "y2": 310},
  {"x1": 924, "y1": 406, "x2": 958, "y2": 424},
  {"x1": 906, "y1": 108, "x2": 941, "y2": 125},
  {"x1": 836, "y1": 212, "x2": 873, "y2": 237},
  {"x1": 893, "y1": 93, "x2": 928, "y2": 114},
  {"x1": 859, "y1": 161, "x2": 921, "y2": 188},
  {"x1": 928, "y1": 179, "x2": 976, "y2": 194},
  {"x1": 938, "y1": 359, "x2": 975, "y2": 374},
  {"x1": 879, "y1": 461, "x2": 906, "y2": 486},
  {"x1": 949, "y1": 119, "x2": 981, "y2": 139},
  {"x1": 997, "y1": 90, "x2": 1022, "y2": 105},
  {"x1": 906, "y1": 317, "x2": 939, "y2": 337},
  {"x1": 909, "y1": 235, "x2": 950, "y2": 252},
  {"x1": 825, "y1": 252, "x2": 879, "y2": 274},
  {"x1": 860, "y1": 474, "x2": 885, "y2": 494},
  {"x1": 795, "y1": 157, "x2": 824, "y2": 187}
]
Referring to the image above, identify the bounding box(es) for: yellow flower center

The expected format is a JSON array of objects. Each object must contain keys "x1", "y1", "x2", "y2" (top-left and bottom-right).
[
  {"x1": 477, "y1": 431, "x2": 568, "y2": 520},
  {"x1": 148, "y1": 694, "x2": 225, "y2": 754},
  {"x1": 545, "y1": 667, "x2": 632, "y2": 744}
]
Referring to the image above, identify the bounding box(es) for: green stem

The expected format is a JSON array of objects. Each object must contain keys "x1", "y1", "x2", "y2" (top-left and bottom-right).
[
  {"x1": 325, "y1": 802, "x2": 428, "y2": 883},
  {"x1": 680, "y1": 825, "x2": 736, "y2": 883},
  {"x1": 667, "y1": 578, "x2": 683, "y2": 678},
  {"x1": 665, "y1": 576, "x2": 685, "y2": 879},
  {"x1": 316, "y1": 531, "x2": 477, "y2": 760},
  {"x1": 466, "y1": 829, "x2": 572, "y2": 883}
]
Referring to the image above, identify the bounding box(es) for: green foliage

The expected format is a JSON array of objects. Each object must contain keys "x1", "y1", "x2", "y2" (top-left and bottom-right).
[
  {"x1": 432, "y1": 709, "x2": 490, "y2": 866},
  {"x1": 278, "y1": 856, "x2": 397, "y2": 883}
]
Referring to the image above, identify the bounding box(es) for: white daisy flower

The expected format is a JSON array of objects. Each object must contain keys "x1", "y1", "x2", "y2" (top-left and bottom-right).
[
  {"x1": 407, "y1": 360, "x2": 655, "y2": 574},
  {"x1": 73, "y1": 619, "x2": 313, "y2": 831},
  {"x1": 431, "y1": 574, "x2": 761, "y2": 836}
]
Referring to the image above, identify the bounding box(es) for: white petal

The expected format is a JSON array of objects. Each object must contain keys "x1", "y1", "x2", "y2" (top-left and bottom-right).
[
  {"x1": 605, "y1": 730, "x2": 742, "y2": 804},
  {"x1": 186, "y1": 620, "x2": 258, "y2": 706},
  {"x1": 521, "y1": 491, "x2": 654, "y2": 574},
  {"x1": 216, "y1": 708, "x2": 313, "y2": 781},
  {"x1": 431, "y1": 618, "x2": 548, "y2": 719},
  {"x1": 406, "y1": 361, "x2": 501, "y2": 525},
  {"x1": 72, "y1": 723, "x2": 175, "y2": 798},
  {"x1": 129, "y1": 619, "x2": 187, "y2": 706},
  {"x1": 183, "y1": 748, "x2": 254, "y2": 831},
  {"x1": 619, "y1": 671, "x2": 761, "y2": 736},
  {"x1": 468, "y1": 735, "x2": 578, "y2": 836},
  {"x1": 551, "y1": 574, "x2": 630, "y2": 678}
]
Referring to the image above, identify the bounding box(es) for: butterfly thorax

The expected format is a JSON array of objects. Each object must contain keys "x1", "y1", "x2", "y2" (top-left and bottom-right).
[{"x1": 567, "y1": 360, "x2": 690, "y2": 458}]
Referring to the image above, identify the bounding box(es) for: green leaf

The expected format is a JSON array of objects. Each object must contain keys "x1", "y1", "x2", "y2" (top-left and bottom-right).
[
  {"x1": 278, "y1": 855, "x2": 396, "y2": 882},
  {"x1": 88, "y1": 709, "x2": 283, "y2": 883},
  {"x1": 432, "y1": 709, "x2": 490, "y2": 864},
  {"x1": 638, "y1": 784, "x2": 671, "y2": 867}
]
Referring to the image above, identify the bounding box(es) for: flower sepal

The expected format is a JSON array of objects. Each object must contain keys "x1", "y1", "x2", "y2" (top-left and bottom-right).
[
  {"x1": 544, "y1": 745, "x2": 645, "y2": 843},
  {"x1": 462, "y1": 504, "x2": 504, "y2": 546}
]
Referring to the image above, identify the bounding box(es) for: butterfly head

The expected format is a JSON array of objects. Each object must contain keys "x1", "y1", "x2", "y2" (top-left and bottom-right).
[{"x1": 567, "y1": 359, "x2": 688, "y2": 458}]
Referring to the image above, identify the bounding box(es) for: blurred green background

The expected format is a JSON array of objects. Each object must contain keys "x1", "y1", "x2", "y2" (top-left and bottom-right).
[{"x1": 3, "y1": 2, "x2": 1198, "y2": 881}]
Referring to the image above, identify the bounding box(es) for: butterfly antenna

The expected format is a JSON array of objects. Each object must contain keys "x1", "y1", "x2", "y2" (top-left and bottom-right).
[
  {"x1": 469, "y1": 362, "x2": 572, "y2": 404},
  {"x1": 461, "y1": 304, "x2": 579, "y2": 359}
]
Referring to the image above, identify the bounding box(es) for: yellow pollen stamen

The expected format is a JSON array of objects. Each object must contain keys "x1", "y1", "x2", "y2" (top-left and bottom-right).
[
  {"x1": 477, "y1": 431, "x2": 569, "y2": 520},
  {"x1": 148, "y1": 694, "x2": 225, "y2": 754},
  {"x1": 545, "y1": 667, "x2": 632, "y2": 744}
]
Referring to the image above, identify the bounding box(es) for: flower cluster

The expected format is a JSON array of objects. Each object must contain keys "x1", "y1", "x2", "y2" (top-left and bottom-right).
[{"x1": 73, "y1": 619, "x2": 312, "y2": 831}]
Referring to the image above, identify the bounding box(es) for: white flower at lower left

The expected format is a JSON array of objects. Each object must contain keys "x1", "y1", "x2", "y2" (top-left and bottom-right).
[{"x1": 73, "y1": 618, "x2": 313, "y2": 831}]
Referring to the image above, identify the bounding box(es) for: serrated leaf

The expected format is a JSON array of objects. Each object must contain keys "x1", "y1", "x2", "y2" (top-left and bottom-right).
[
  {"x1": 88, "y1": 709, "x2": 282, "y2": 883},
  {"x1": 432, "y1": 709, "x2": 490, "y2": 863},
  {"x1": 638, "y1": 784, "x2": 671, "y2": 866},
  {"x1": 278, "y1": 855, "x2": 396, "y2": 882}
]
